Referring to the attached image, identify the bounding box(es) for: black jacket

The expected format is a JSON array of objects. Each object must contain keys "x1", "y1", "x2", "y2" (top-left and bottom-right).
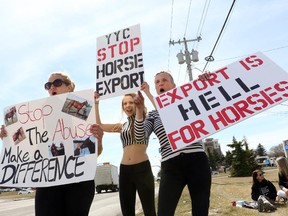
[
  {"x1": 251, "y1": 179, "x2": 277, "y2": 201},
  {"x1": 278, "y1": 173, "x2": 288, "y2": 190}
]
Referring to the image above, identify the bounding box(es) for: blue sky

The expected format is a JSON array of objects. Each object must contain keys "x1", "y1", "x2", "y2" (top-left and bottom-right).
[{"x1": 1, "y1": 0, "x2": 288, "y2": 175}]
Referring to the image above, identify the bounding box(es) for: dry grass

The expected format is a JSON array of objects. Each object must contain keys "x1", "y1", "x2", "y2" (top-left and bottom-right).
[
  {"x1": 137, "y1": 167, "x2": 287, "y2": 216},
  {"x1": 0, "y1": 191, "x2": 35, "y2": 200}
]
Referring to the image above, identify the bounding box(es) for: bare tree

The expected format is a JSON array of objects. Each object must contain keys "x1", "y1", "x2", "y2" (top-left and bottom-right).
[{"x1": 268, "y1": 144, "x2": 285, "y2": 157}]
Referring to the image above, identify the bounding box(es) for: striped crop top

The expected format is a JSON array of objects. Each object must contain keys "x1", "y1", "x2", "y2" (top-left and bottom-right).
[
  {"x1": 120, "y1": 115, "x2": 149, "y2": 148},
  {"x1": 144, "y1": 110, "x2": 204, "y2": 162}
]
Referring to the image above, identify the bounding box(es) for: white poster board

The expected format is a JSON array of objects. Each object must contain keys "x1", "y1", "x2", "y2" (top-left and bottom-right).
[
  {"x1": 0, "y1": 89, "x2": 98, "y2": 187},
  {"x1": 96, "y1": 24, "x2": 144, "y2": 99},
  {"x1": 155, "y1": 52, "x2": 288, "y2": 151}
]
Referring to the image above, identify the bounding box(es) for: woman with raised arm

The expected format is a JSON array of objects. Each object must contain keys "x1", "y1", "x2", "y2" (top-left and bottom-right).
[
  {"x1": 140, "y1": 71, "x2": 211, "y2": 216},
  {"x1": 94, "y1": 92, "x2": 156, "y2": 216}
]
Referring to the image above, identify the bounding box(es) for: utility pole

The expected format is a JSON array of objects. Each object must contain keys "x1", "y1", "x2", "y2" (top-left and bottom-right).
[{"x1": 169, "y1": 36, "x2": 201, "y2": 81}]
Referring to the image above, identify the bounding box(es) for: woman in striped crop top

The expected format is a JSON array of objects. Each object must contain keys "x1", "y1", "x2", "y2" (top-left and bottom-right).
[
  {"x1": 95, "y1": 92, "x2": 156, "y2": 216},
  {"x1": 139, "y1": 71, "x2": 212, "y2": 216}
]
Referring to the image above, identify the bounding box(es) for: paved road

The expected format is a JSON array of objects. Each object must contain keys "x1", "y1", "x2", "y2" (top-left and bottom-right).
[{"x1": 0, "y1": 191, "x2": 143, "y2": 216}]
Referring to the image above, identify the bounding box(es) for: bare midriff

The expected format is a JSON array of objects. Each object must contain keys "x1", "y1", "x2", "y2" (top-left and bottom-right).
[{"x1": 121, "y1": 144, "x2": 149, "y2": 165}]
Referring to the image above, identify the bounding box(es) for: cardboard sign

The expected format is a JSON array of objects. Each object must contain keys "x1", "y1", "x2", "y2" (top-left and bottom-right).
[
  {"x1": 155, "y1": 52, "x2": 288, "y2": 151},
  {"x1": 0, "y1": 89, "x2": 98, "y2": 187},
  {"x1": 96, "y1": 24, "x2": 144, "y2": 99}
]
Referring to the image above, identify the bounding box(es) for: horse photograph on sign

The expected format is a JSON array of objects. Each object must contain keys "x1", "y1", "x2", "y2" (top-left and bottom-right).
[
  {"x1": 48, "y1": 142, "x2": 65, "y2": 157},
  {"x1": 12, "y1": 127, "x2": 26, "y2": 145},
  {"x1": 4, "y1": 106, "x2": 17, "y2": 126},
  {"x1": 73, "y1": 137, "x2": 95, "y2": 157},
  {"x1": 62, "y1": 94, "x2": 93, "y2": 121}
]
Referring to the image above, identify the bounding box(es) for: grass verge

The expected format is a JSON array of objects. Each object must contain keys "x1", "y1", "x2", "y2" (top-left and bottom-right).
[{"x1": 137, "y1": 167, "x2": 287, "y2": 216}]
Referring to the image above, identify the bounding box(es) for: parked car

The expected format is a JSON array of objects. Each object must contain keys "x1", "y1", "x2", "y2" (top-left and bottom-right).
[{"x1": 18, "y1": 189, "x2": 33, "y2": 195}]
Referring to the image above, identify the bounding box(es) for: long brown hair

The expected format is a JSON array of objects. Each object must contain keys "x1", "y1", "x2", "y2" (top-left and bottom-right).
[
  {"x1": 122, "y1": 93, "x2": 147, "y2": 142},
  {"x1": 276, "y1": 156, "x2": 288, "y2": 177},
  {"x1": 252, "y1": 169, "x2": 263, "y2": 184}
]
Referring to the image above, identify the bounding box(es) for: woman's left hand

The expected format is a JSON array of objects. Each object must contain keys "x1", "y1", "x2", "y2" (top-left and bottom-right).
[
  {"x1": 198, "y1": 71, "x2": 211, "y2": 81},
  {"x1": 0, "y1": 125, "x2": 7, "y2": 139},
  {"x1": 89, "y1": 124, "x2": 103, "y2": 140}
]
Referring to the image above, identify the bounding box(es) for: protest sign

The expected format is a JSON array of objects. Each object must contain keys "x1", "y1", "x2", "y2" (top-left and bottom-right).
[
  {"x1": 96, "y1": 24, "x2": 144, "y2": 99},
  {"x1": 155, "y1": 52, "x2": 288, "y2": 151},
  {"x1": 0, "y1": 89, "x2": 97, "y2": 187}
]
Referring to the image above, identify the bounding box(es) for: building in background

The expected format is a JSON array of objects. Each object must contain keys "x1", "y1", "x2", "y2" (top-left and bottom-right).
[{"x1": 203, "y1": 138, "x2": 222, "y2": 155}]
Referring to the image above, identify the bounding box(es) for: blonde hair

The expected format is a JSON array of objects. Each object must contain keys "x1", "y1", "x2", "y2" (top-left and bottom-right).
[
  {"x1": 155, "y1": 71, "x2": 175, "y2": 84},
  {"x1": 122, "y1": 93, "x2": 147, "y2": 117},
  {"x1": 276, "y1": 156, "x2": 288, "y2": 177},
  {"x1": 50, "y1": 72, "x2": 76, "y2": 92},
  {"x1": 122, "y1": 93, "x2": 147, "y2": 142}
]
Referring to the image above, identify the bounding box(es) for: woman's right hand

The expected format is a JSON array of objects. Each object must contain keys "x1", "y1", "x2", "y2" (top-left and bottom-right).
[
  {"x1": 141, "y1": 81, "x2": 151, "y2": 95},
  {"x1": 94, "y1": 91, "x2": 100, "y2": 104},
  {"x1": 0, "y1": 125, "x2": 7, "y2": 139}
]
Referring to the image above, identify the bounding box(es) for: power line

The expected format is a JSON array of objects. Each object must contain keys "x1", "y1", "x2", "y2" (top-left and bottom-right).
[
  {"x1": 195, "y1": 0, "x2": 211, "y2": 50},
  {"x1": 202, "y1": 0, "x2": 237, "y2": 72},
  {"x1": 183, "y1": 0, "x2": 192, "y2": 37},
  {"x1": 195, "y1": 45, "x2": 288, "y2": 65}
]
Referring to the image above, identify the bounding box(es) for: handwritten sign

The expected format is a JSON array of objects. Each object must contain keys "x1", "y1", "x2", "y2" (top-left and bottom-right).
[
  {"x1": 0, "y1": 89, "x2": 98, "y2": 187},
  {"x1": 96, "y1": 24, "x2": 144, "y2": 99},
  {"x1": 155, "y1": 52, "x2": 288, "y2": 151}
]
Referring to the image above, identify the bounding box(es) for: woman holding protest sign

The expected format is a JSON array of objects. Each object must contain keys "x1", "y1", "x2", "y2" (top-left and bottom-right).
[
  {"x1": 138, "y1": 71, "x2": 211, "y2": 216},
  {"x1": 1, "y1": 72, "x2": 104, "y2": 216},
  {"x1": 94, "y1": 92, "x2": 156, "y2": 216}
]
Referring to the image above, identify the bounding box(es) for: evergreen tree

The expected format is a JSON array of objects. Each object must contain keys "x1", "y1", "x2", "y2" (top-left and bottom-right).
[
  {"x1": 207, "y1": 148, "x2": 225, "y2": 171},
  {"x1": 207, "y1": 149, "x2": 216, "y2": 170},
  {"x1": 255, "y1": 143, "x2": 267, "y2": 156},
  {"x1": 227, "y1": 137, "x2": 258, "y2": 177},
  {"x1": 225, "y1": 150, "x2": 233, "y2": 167}
]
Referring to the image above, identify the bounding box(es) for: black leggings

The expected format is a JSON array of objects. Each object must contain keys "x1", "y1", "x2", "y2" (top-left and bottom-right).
[
  {"x1": 158, "y1": 152, "x2": 211, "y2": 216},
  {"x1": 35, "y1": 180, "x2": 95, "y2": 216},
  {"x1": 119, "y1": 160, "x2": 156, "y2": 216}
]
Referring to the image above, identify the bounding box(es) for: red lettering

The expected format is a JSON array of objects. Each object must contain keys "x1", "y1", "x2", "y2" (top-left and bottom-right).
[
  {"x1": 208, "y1": 111, "x2": 228, "y2": 131},
  {"x1": 233, "y1": 100, "x2": 254, "y2": 117},
  {"x1": 18, "y1": 104, "x2": 53, "y2": 128},
  {"x1": 275, "y1": 81, "x2": 288, "y2": 97},
  {"x1": 220, "y1": 106, "x2": 241, "y2": 123},
  {"x1": 246, "y1": 94, "x2": 268, "y2": 111},
  {"x1": 52, "y1": 119, "x2": 92, "y2": 141},
  {"x1": 239, "y1": 55, "x2": 264, "y2": 71},
  {"x1": 180, "y1": 84, "x2": 192, "y2": 97},
  {"x1": 193, "y1": 79, "x2": 208, "y2": 91},
  {"x1": 97, "y1": 48, "x2": 106, "y2": 62},
  {"x1": 168, "y1": 120, "x2": 208, "y2": 150},
  {"x1": 166, "y1": 89, "x2": 183, "y2": 103}
]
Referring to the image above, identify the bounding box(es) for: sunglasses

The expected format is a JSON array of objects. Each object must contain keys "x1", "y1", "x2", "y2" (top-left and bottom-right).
[{"x1": 44, "y1": 79, "x2": 67, "y2": 90}]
